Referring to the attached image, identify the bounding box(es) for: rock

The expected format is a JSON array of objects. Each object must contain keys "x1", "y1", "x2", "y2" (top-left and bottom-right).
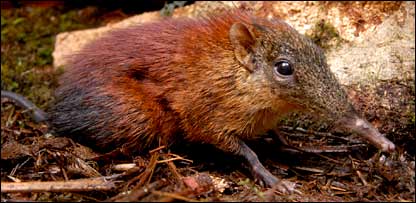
[
  {"x1": 52, "y1": 11, "x2": 163, "y2": 69},
  {"x1": 327, "y1": 1, "x2": 415, "y2": 86}
]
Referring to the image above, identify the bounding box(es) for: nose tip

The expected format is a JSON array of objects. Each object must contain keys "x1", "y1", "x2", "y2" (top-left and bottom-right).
[{"x1": 340, "y1": 116, "x2": 396, "y2": 152}]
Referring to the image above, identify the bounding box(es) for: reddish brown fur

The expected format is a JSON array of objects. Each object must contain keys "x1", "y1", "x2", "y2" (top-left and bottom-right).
[{"x1": 48, "y1": 9, "x2": 302, "y2": 154}]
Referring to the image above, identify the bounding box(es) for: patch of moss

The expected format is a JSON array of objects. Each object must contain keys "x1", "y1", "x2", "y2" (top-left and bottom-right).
[
  {"x1": 1, "y1": 7, "x2": 102, "y2": 109},
  {"x1": 237, "y1": 178, "x2": 265, "y2": 200},
  {"x1": 307, "y1": 19, "x2": 345, "y2": 50},
  {"x1": 160, "y1": 1, "x2": 187, "y2": 17}
]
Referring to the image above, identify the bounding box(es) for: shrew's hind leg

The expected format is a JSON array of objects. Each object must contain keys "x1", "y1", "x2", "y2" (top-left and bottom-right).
[{"x1": 216, "y1": 136, "x2": 297, "y2": 194}]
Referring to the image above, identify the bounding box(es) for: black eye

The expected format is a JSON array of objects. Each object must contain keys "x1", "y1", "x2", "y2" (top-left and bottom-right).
[{"x1": 274, "y1": 60, "x2": 293, "y2": 76}]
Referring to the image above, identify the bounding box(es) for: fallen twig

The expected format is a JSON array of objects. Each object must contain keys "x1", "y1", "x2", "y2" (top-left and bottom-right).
[
  {"x1": 161, "y1": 154, "x2": 183, "y2": 181},
  {"x1": 7, "y1": 176, "x2": 22, "y2": 183},
  {"x1": 157, "y1": 157, "x2": 193, "y2": 164},
  {"x1": 350, "y1": 155, "x2": 368, "y2": 186},
  {"x1": 157, "y1": 153, "x2": 193, "y2": 164},
  {"x1": 112, "y1": 163, "x2": 138, "y2": 171},
  {"x1": 356, "y1": 170, "x2": 368, "y2": 186},
  {"x1": 124, "y1": 152, "x2": 159, "y2": 191},
  {"x1": 71, "y1": 156, "x2": 102, "y2": 177},
  {"x1": 149, "y1": 145, "x2": 166, "y2": 154},
  {"x1": 293, "y1": 166, "x2": 325, "y2": 173},
  {"x1": 1, "y1": 175, "x2": 120, "y2": 193}
]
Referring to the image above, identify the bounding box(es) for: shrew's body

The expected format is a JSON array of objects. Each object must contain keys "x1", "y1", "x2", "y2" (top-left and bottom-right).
[{"x1": 32, "y1": 9, "x2": 394, "y2": 193}]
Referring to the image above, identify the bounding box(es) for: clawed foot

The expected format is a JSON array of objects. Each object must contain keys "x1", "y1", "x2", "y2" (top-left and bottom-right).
[
  {"x1": 255, "y1": 172, "x2": 300, "y2": 194},
  {"x1": 269, "y1": 179, "x2": 300, "y2": 194},
  {"x1": 236, "y1": 140, "x2": 301, "y2": 194}
]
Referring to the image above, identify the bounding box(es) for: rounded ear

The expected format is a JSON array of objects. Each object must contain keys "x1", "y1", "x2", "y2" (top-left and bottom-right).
[{"x1": 229, "y1": 23, "x2": 262, "y2": 72}]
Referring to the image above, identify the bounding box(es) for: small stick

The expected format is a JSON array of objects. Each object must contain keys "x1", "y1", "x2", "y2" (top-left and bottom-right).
[
  {"x1": 1, "y1": 176, "x2": 118, "y2": 193},
  {"x1": 133, "y1": 152, "x2": 159, "y2": 189},
  {"x1": 349, "y1": 155, "x2": 368, "y2": 186},
  {"x1": 61, "y1": 166, "x2": 69, "y2": 181},
  {"x1": 356, "y1": 170, "x2": 368, "y2": 186},
  {"x1": 314, "y1": 153, "x2": 344, "y2": 164},
  {"x1": 149, "y1": 145, "x2": 166, "y2": 154},
  {"x1": 167, "y1": 161, "x2": 182, "y2": 180},
  {"x1": 169, "y1": 153, "x2": 194, "y2": 163},
  {"x1": 160, "y1": 154, "x2": 182, "y2": 181},
  {"x1": 330, "y1": 186, "x2": 347, "y2": 191},
  {"x1": 157, "y1": 157, "x2": 193, "y2": 163},
  {"x1": 7, "y1": 176, "x2": 21, "y2": 183},
  {"x1": 72, "y1": 157, "x2": 102, "y2": 178},
  {"x1": 10, "y1": 157, "x2": 31, "y2": 177},
  {"x1": 145, "y1": 154, "x2": 159, "y2": 186},
  {"x1": 112, "y1": 163, "x2": 138, "y2": 171},
  {"x1": 293, "y1": 166, "x2": 324, "y2": 173}
]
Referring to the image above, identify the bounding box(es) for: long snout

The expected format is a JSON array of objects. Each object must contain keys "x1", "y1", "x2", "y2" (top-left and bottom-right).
[{"x1": 337, "y1": 115, "x2": 395, "y2": 152}]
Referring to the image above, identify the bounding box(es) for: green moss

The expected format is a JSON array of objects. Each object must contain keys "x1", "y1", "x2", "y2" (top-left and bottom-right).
[
  {"x1": 160, "y1": 1, "x2": 187, "y2": 17},
  {"x1": 1, "y1": 7, "x2": 102, "y2": 109},
  {"x1": 237, "y1": 178, "x2": 265, "y2": 200},
  {"x1": 307, "y1": 19, "x2": 345, "y2": 50}
]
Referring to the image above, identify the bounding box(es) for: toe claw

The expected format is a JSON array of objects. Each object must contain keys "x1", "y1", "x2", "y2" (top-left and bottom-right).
[{"x1": 274, "y1": 180, "x2": 300, "y2": 194}]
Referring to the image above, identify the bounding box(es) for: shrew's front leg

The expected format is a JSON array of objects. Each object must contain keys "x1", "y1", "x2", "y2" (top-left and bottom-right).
[{"x1": 215, "y1": 136, "x2": 297, "y2": 194}]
